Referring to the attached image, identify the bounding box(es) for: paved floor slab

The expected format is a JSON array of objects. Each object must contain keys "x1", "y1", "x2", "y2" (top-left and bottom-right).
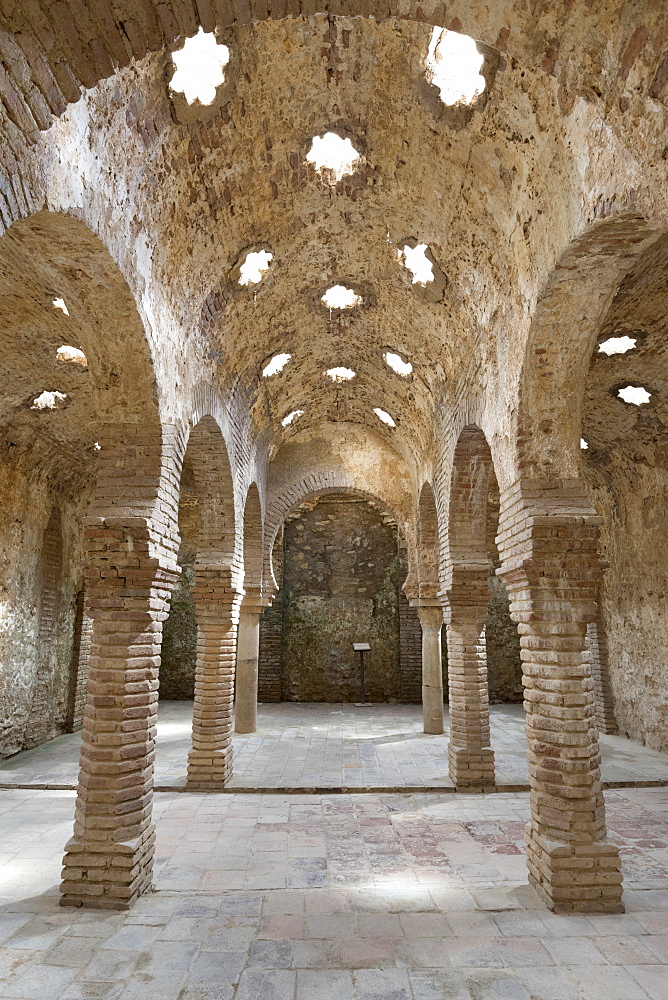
[
  {"x1": 1, "y1": 703, "x2": 668, "y2": 792},
  {"x1": 0, "y1": 786, "x2": 667, "y2": 997}
]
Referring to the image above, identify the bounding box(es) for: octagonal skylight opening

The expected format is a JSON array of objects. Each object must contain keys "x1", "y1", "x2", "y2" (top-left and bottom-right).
[
  {"x1": 239, "y1": 249, "x2": 273, "y2": 286},
  {"x1": 52, "y1": 297, "x2": 69, "y2": 315},
  {"x1": 426, "y1": 27, "x2": 485, "y2": 106},
  {"x1": 398, "y1": 244, "x2": 434, "y2": 285},
  {"x1": 326, "y1": 367, "x2": 356, "y2": 382},
  {"x1": 56, "y1": 345, "x2": 87, "y2": 366},
  {"x1": 170, "y1": 27, "x2": 230, "y2": 105},
  {"x1": 32, "y1": 390, "x2": 68, "y2": 410},
  {"x1": 321, "y1": 285, "x2": 363, "y2": 310},
  {"x1": 306, "y1": 132, "x2": 361, "y2": 182},
  {"x1": 384, "y1": 351, "x2": 413, "y2": 377},
  {"x1": 374, "y1": 407, "x2": 396, "y2": 428},
  {"x1": 282, "y1": 409, "x2": 304, "y2": 427},
  {"x1": 262, "y1": 353, "x2": 291, "y2": 377},
  {"x1": 580, "y1": 438, "x2": 589, "y2": 450},
  {"x1": 598, "y1": 335, "x2": 637, "y2": 356},
  {"x1": 618, "y1": 385, "x2": 651, "y2": 405}
]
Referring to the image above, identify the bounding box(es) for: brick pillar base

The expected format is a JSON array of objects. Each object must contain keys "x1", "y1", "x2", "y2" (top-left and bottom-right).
[
  {"x1": 61, "y1": 826, "x2": 156, "y2": 910},
  {"x1": 525, "y1": 825, "x2": 624, "y2": 913},
  {"x1": 186, "y1": 567, "x2": 241, "y2": 790}
]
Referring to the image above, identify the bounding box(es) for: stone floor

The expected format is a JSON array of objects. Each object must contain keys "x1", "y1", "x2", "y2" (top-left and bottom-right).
[
  {"x1": 1, "y1": 785, "x2": 668, "y2": 998},
  {"x1": 2, "y1": 702, "x2": 668, "y2": 792}
]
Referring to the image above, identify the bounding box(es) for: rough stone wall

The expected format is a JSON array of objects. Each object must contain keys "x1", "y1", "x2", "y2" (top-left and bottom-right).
[
  {"x1": 279, "y1": 497, "x2": 402, "y2": 703},
  {"x1": 0, "y1": 459, "x2": 90, "y2": 757}
]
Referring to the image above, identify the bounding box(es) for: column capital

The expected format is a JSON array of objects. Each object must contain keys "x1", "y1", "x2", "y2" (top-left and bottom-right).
[
  {"x1": 415, "y1": 604, "x2": 444, "y2": 629},
  {"x1": 240, "y1": 587, "x2": 272, "y2": 615}
]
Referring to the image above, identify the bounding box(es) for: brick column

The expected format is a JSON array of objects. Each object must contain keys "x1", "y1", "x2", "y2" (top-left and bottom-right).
[
  {"x1": 443, "y1": 571, "x2": 495, "y2": 788},
  {"x1": 415, "y1": 604, "x2": 445, "y2": 734},
  {"x1": 60, "y1": 426, "x2": 180, "y2": 910},
  {"x1": 60, "y1": 532, "x2": 178, "y2": 908},
  {"x1": 497, "y1": 480, "x2": 623, "y2": 913},
  {"x1": 186, "y1": 567, "x2": 241, "y2": 789},
  {"x1": 235, "y1": 594, "x2": 268, "y2": 735}
]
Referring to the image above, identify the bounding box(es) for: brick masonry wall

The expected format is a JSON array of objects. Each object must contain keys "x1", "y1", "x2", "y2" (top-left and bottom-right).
[{"x1": 486, "y1": 574, "x2": 523, "y2": 703}]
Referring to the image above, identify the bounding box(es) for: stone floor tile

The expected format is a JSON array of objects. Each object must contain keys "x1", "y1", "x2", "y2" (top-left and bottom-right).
[
  {"x1": 567, "y1": 965, "x2": 652, "y2": 999},
  {"x1": 353, "y1": 968, "x2": 412, "y2": 999},
  {"x1": 176, "y1": 987, "x2": 234, "y2": 1000},
  {"x1": 356, "y1": 913, "x2": 403, "y2": 937},
  {"x1": 542, "y1": 937, "x2": 608, "y2": 966},
  {"x1": 296, "y1": 969, "x2": 354, "y2": 999},
  {"x1": 408, "y1": 969, "x2": 471, "y2": 999},
  {"x1": 492, "y1": 909, "x2": 547, "y2": 936},
  {"x1": 634, "y1": 911, "x2": 668, "y2": 934},
  {"x1": 643, "y1": 934, "x2": 668, "y2": 962},
  {"x1": 594, "y1": 934, "x2": 663, "y2": 965},
  {"x1": 516, "y1": 966, "x2": 581, "y2": 1000},
  {"x1": 626, "y1": 964, "x2": 668, "y2": 999},
  {"x1": 247, "y1": 940, "x2": 294, "y2": 968},
  {"x1": 43, "y1": 937, "x2": 106, "y2": 969},
  {"x1": 58, "y1": 982, "x2": 125, "y2": 1000},
  {"x1": 538, "y1": 913, "x2": 599, "y2": 937},
  {"x1": 459, "y1": 968, "x2": 532, "y2": 1000},
  {"x1": 76, "y1": 951, "x2": 140, "y2": 982},
  {"x1": 1, "y1": 963, "x2": 77, "y2": 999},
  {"x1": 305, "y1": 914, "x2": 353, "y2": 939},
  {"x1": 258, "y1": 915, "x2": 305, "y2": 940},
  {"x1": 398, "y1": 912, "x2": 450, "y2": 937},
  {"x1": 186, "y1": 950, "x2": 246, "y2": 985},
  {"x1": 393, "y1": 937, "x2": 451, "y2": 969},
  {"x1": 494, "y1": 937, "x2": 554, "y2": 967},
  {"x1": 332, "y1": 938, "x2": 399, "y2": 969},
  {"x1": 99, "y1": 924, "x2": 161, "y2": 951},
  {"x1": 585, "y1": 913, "x2": 648, "y2": 935},
  {"x1": 235, "y1": 970, "x2": 297, "y2": 1000},
  {"x1": 262, "y1": 893, "x2": 306, "y2": 916},
  {"x1": 442, "y1": 937, "x2": 503, "y2": 968}
]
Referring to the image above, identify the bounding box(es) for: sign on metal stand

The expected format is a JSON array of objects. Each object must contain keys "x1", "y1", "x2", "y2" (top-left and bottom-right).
[{"x1": 353, "y1": 643, "x2": 371, "y2": 704}]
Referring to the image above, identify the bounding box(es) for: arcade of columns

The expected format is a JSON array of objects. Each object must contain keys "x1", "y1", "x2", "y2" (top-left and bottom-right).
[{"x1": 1, "y1": 0, "x2": 665, "y2": 934}]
